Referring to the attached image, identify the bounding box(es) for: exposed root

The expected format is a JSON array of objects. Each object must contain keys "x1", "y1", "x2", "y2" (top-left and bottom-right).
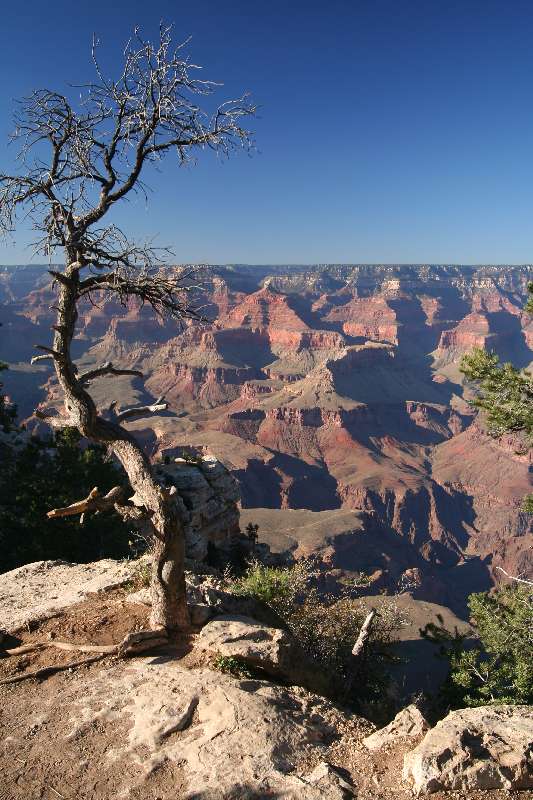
[
  {"x1": 1, "y1": 630, "x2": 170, "y2": 684},
  {"x1": 0, "y1": 654, "x2": 106, "y2": 685}
]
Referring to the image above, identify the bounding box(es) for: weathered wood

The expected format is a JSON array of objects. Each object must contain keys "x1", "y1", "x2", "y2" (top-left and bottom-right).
[
  {"x1": 352, "y1": 609, "x2": 376, "y2": 657},
  {"x1": 4, "y1": 642, "x2": 47, "y2": 656},
  {"x1": 0, "y1": 654, "x2": 106, "y2": 686},
  {"x1": 47, "y1": 486, "x2": 126, "y2": 519}
]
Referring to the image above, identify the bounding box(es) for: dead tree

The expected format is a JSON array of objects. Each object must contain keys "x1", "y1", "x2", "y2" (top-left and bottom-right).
[{"x1": 0, "y1": 25, "x2": 255, "y2": 631}]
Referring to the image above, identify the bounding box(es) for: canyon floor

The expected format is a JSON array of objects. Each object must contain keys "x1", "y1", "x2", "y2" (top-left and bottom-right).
[{"x1": 1, "y1": 264, "x2": 532, "y2": 612}]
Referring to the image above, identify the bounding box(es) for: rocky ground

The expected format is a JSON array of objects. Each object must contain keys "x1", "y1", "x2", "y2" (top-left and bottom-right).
[{"x1": 1, "y1": 559, "x2": 531, "y2": 799}]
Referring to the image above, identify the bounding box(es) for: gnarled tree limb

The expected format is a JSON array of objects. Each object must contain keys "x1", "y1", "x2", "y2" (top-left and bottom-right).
[
  {"x1": 47, "y1": 485, "x2": 126, "y2": 519},
  {"x1": 78, "y1": 361, "x2": 144, "y2": 384},
  {"x1": 115, "y1": 395, "x2": 168, "y2": 422}
]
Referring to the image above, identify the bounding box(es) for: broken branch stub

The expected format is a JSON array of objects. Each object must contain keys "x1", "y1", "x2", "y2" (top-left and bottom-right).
[
  {"x1": 352, "y1": 609, "x2": 376, "y2": 657},
  {"x1": 47, "y1": 486, "x2": 126, "y2": 519}
]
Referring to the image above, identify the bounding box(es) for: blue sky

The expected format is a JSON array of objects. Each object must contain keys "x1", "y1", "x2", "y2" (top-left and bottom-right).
[{"x1": 1, "y1": 0, "x2": 533, "y2": 265}]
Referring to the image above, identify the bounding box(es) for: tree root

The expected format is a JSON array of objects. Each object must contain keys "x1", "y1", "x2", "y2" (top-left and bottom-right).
[
  {"x1": 0, "y1": 629, "x2": 169, "y2": 685},
  {"x1": 0, "y1": 654, "x2": 106, "y2": 685}
]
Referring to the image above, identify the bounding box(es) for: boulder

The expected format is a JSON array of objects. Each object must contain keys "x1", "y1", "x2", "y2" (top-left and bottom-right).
[
  {"x1": 43, "y1": 657, "x2": 360, "y2": 799},
  {"x1": 403, "y1": 704, "x2": 533, "y2": 793},
  {"x1": 200, "y1": 582, "x2": 287, "y2": 628},
  {"x1": 363, "y1": 704, "x2": 429, "y2": 751},
  {"x1": 196, "y1": 614, "x2": 331, "y2": 696}
]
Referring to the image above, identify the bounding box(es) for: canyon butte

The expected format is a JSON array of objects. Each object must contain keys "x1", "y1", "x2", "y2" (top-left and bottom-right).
[{"x1": 1, "y1": 263, "x2": 532, "y2": 613}]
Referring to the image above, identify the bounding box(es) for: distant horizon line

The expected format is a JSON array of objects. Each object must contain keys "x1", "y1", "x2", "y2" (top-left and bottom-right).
[{"x1": 1, "y1": 262, "x2": 533, "y2": 269}]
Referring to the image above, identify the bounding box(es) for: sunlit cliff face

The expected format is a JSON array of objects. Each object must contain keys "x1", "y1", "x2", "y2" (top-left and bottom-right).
[{"x1": 1, "y1": 263, "x2": 532, "y2": 609}]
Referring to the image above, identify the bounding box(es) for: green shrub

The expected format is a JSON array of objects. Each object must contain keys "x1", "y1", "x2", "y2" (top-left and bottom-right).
[
  {"x1": 125, "y1": 559, "x2": 152, "y2": 591},
  {"x1": 423, "y1": 584, "x2": 533, "y2": 707},
  {"x1": 229, "y1": 561, "x2": 405, "y2": 708},
  {"x1": 211, "y1": 655, "x2": 256, "y2": 679},
  {"x1": 231, "y1": 562, "x2": 306, "y2": 611}
]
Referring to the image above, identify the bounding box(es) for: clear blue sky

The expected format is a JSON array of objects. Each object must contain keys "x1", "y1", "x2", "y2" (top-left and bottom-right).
[{"x1": 1, "y1": 0, "x2": 533, "y2": 265}]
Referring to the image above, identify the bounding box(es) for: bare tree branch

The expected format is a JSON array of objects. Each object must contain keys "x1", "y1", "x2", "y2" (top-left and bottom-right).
[
  {"x1": 496, "y1": 565, "x2": 533, "y2": 587},
  {"x1": 115, "y1": 395, "x2": 168, "y2": 422},
  {"x1": 30, "y1": 353, "x2": 55, "y2": 365},
  {"x1": 352, "y1": 609, "x2": 377, "y2": 657},
  {"x1": 78, "y1": 361, "x2": 144, "y2": 384},
  {"x1": 47, "y1": 486, "x2": 127, "y2": 519}
]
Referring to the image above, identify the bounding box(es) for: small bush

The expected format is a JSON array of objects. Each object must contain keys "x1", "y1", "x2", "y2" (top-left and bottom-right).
[
  {"x1": 229, "y1": 561, "x2": 406, "y2": 708},
  {"x1": 211, "y1": 655, "x2": 256, "y2": 679},
  {"x1": 126, "y1": 559, "x2": 152, "y2": 591},
  {"x1": 231, "y1": 561, "x2": 306, "y2": 611}
]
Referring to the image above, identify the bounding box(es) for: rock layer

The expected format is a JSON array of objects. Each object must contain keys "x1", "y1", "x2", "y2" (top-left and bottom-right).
[{"x1": 2, "y1": 264, "x2": 532, "y2": 606}]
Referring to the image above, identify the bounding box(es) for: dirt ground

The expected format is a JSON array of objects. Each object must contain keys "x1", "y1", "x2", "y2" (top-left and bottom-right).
[
  {"x1": 0, "y1": 590, "x2": 199, "y2": 800},
  {"x1": 0, "y1": 592, "x2": 529, "y2": 800}
]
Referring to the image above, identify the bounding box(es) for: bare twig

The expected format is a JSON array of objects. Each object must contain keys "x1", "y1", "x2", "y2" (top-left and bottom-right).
[
  {"x1": 115, "y1": 395, "x2": 168, "y2": 422},
  {"x1": 496, "y1": 565, "x2": 533, "y2": 587}
]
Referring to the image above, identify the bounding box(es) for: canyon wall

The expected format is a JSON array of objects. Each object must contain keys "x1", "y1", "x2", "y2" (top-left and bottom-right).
[{"x1": 1, "y1": 263, "x2": 532, "y2": 610}]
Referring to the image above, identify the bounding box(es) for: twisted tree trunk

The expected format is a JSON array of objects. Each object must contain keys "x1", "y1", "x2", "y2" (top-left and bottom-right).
[{"x1": 50, "y1": 259, "x2": 190, "y2": 631}]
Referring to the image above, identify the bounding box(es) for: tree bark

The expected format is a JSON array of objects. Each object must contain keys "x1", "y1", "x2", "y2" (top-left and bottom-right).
[{"x1": 50, "y1": 258, "x2": 190, "y2": 631}]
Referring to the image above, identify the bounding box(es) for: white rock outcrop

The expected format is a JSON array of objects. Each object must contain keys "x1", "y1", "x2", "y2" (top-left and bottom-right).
[
  {"x1": 403, "y1": 705, "x2": 533, "y2": 793},
  {"x1": 0, "y1": 558, "x2": 137, "y2": 633},
  {"x1": 62, "y1": 657, "x2": 354, "y2": 798},
  {"x1": 155, "y1": 454, "x2": 240, "y2": 560},
  {"x1": 363, "y1": 704, "x2": 429, "y2": 751},
  {"x1": 196, "y1": 614, "x2": 331, "y2": 695}
]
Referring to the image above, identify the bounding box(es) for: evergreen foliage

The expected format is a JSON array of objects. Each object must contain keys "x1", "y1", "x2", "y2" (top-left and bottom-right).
[
  {"x1": 0, "y1": 425, "x2": 134, "y2": 573},
  {"x1": 423, "y1": 585, "x2": 533, "y2": 707},
  {"x1": 460, "y1": 348, "x2": 533, "y2": 440},
  {"x1": 460, "y1": 282, "x2": 533, "y2": 510}
]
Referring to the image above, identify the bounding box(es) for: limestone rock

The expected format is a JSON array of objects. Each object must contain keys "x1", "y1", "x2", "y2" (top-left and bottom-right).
[
  {"x1": 155, "y1": 454, "x2": 240, "y2": 561},
  {"x1": 196, "y1": 614, "x2": 331, "y2": 696},
  {"x1": 59, "y1": 658, "x2": 356, "y2": 799},
  {"x1": 0, "y1": 558, "x2": 139, "y2": 634},
  {"x1": 403, "y1": 704, "x2": 533, "y2": 793},
  {"x1": 363, "y1": 704, "x2": 429, "y2": 751}
]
